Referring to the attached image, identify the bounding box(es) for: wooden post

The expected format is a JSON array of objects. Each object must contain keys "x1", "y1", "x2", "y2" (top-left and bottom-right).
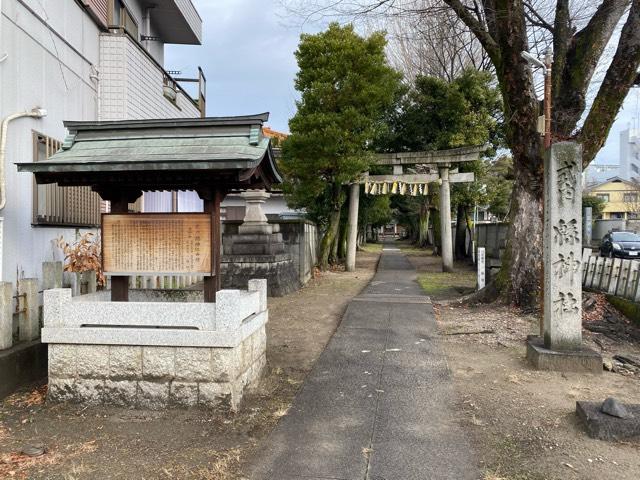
[
  {"x1": 110, "y1": 200, "x2": 129, "y2": 300},
  {"x1": 110, "y1": 197, "x2": 130, "y2": 301},
  {"x1": 95, "y1": 188, "x2": 142, "y2": 301},
  {"x1": 203, "y1": 190, "x2": 223, "y2": 302}
]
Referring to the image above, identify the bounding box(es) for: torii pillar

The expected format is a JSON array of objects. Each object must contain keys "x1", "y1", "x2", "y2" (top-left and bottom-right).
[
  {"x1": 346, "y1": 183, "x2": 360, "y2": 272},
  {"x1": 439, "y1": 165, "x2": 454, "y2": 272}
]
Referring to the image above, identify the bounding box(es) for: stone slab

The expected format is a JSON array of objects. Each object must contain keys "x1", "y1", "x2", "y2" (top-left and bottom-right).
[
  {"x1": 41, "y1": 310, "x2": 266, "y2": 347},
  {"x1": 576, "y1": 401, "x2": 640, "y2": 440},
  {"x1": 42, "y1": 261, "x2": 64, "y2": 290},
  {"x1": 526, "y1": 335, "x2": 602, "y2": 374}
]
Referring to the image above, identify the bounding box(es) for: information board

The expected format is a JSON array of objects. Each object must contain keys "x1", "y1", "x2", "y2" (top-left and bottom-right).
[{"x1": 102, "y1": 213, "x2": 211, "y2": 275}]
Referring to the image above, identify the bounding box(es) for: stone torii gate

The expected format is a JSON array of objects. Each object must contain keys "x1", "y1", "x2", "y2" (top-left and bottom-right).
[{"x1": 346, "y1": 146, "x2": 484, "y2": 273}]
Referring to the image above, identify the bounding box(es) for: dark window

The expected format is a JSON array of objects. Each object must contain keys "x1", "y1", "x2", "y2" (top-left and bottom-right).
[
  {"x1": 612, "y1": 232, "x2": 640, "y2": 241},
  {"x1": 108, "y1": 0, "x2": 138, "y2": 40}
]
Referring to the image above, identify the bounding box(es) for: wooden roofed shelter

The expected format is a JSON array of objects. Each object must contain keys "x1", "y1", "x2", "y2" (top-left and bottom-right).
[{"x1": 17, "y1": 114, "x2": 282, "y2": 303}]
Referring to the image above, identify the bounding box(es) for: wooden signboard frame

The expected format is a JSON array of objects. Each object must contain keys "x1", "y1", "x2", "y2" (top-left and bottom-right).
[{"x1": 102, "y1": 213, "x2": 213, "y2": 276}]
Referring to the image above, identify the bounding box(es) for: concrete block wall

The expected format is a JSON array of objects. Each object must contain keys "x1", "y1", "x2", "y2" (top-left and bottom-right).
[{"x1": 48, "y1": 326, "x2": 266, "y2": 410}]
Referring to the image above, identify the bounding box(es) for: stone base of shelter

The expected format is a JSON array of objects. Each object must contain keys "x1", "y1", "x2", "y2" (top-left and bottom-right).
[
  {"x1": 47, "y1": 328, "x2": 266, "y2": 410},
  {"x1": 221, "y1": 255, "x2": 299, "y2": 297},
  {"x1": 526, "y1": 335, "x2": 602, "y2": 374},
  {"x1": 42, "y1": 279, "x2": 269, "y2": 410}
]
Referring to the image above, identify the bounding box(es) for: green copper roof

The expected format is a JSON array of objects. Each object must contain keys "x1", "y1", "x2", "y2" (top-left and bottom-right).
[{"x1": 17, "y1": 114, "x2": 282, "y2": 190}]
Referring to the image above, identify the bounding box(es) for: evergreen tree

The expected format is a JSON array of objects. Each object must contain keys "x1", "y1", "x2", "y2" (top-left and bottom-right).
[{"x1": 281, "y1": 23, "x2": 401, "y2": 269}]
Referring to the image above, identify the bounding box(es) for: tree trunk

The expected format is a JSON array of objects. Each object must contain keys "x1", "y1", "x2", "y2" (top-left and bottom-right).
[
  {"x1": 337, "y1": 214, "x2": 348, "y2": 260},
  {"x1": 431, "y1": 207, "x2": 441, "y2": 255},
  {"x1": 496, "y1": 166, "x2": 544, "y2": 308},
  {"x1": 418, "y1": 200, "x2": 430, "y2": 248},
  {"x1": 319, "y1": 208, "x2": 341, "y2": 270},
  {"x1": 465, "y1": 208, "x2": 474, "y2": 257},
  {"x1": 455, "y1": 204, "x2": 467, "y2": 259}
]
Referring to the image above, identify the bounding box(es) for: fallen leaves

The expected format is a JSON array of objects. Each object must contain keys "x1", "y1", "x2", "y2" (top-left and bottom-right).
[
  {"x1": 0, "y1": 450, "x2": 61, "y2": 479},
  {"x1": 4, "y1": 386, "x2": 47, "y2": 408}
]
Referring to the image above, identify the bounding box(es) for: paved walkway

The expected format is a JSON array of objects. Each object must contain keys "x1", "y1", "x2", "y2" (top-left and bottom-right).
[{"x1": 249, "y1": 245, "x2": 478, "y2": 480}]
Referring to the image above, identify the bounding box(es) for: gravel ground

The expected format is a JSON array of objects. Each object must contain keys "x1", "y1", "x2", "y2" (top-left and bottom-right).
[{"x1": 436, "y1": 296, "x2": 640, "y2": 479}]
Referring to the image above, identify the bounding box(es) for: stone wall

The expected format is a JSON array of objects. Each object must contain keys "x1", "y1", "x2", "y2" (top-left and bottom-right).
[
  {"x1": 222, "y1": 256, "x2": 299, "y2": 297},
  {"x1": 48, "y1": 326, "x2": 266, "y2": 410},
  {"x1": 223, "y1": 218, "x2": 319, "y2": 289}
]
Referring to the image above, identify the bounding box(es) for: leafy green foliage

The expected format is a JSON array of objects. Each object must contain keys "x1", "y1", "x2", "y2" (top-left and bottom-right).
[
  {"x1": 281, "y1": 23, "x2": 402, "y2": 267},
  {"x1": 378, "y1": 69, "x2": 502, "y2": 153},
  {"x1": 282, "y1": 23, "x2": 402, "y2": 213},
  {"x1": 376, "y1": 69, "x2": 503, "y2": 238},
  {"x1": 359, "y1": 192, "x2": 392, "y2": 229},
  {"x1": 484, "y1": 155, "x2": 514, "y2": 220},
  {"x1": 582, "y1": 195, "x2": 606, "y2": 218}
]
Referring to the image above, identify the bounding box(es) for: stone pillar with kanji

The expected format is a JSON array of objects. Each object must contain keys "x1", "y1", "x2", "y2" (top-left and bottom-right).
[
  {"x1": 543, "y1": 142, "x2": 583, "y2": 350},
  {"x1": 528, "y1": 142, "x2": 601, "y2": 373}
]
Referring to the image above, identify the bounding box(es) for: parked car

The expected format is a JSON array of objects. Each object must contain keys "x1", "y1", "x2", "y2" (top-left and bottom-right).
[{"x1": 599, "y1": 231, "x2": 640, "y2": 258}]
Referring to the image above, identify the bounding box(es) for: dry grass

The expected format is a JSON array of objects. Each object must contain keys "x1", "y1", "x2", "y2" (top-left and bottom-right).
[
  {"x1": 0, "y1": 450, "x2": 63, "y2": 479},
  {"x1": 161, "y1": 448, "x2": 243, "y2": 480}
]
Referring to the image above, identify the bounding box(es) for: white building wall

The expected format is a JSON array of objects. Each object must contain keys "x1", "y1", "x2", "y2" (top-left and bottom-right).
[
  {"x1": 0, "y1": 0, "x2": 101, "y2": 285},
  {"x1": 620, "y1": 128, "x2": 640, "y2": 181},
  {"x1": 99, "y1": 33, "x2": 200, "y2": 120}
]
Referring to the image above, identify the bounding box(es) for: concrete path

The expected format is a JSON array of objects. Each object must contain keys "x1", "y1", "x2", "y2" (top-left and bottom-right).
[{"x1": 249, "y1": 245, "x2": 478, "y2": 480}]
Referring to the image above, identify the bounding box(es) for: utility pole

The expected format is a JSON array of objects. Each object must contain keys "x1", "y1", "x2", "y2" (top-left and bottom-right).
[
  {"x1": 521, "y1": 48, "x2": 553, "y2": 149},
  {"x1": 543, "y1": 47, "x2": 553, "y2": 149}
]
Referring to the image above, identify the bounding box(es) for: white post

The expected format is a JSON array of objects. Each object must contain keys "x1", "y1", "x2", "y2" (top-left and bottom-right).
[
  {"x1": 439, "y1": 165, "x2": 453, "y2": 272},
  {"x1": 346, "y1": 183, "x2": 360, "y2": 272},
  {"x1": 477, "y1": 247, "x2": 486, "y2": 290}
]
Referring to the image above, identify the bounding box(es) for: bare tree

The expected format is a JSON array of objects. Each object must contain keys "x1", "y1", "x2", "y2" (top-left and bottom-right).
[{"x1": 384, "y1": 2, "x2": 491, "y2": 81}]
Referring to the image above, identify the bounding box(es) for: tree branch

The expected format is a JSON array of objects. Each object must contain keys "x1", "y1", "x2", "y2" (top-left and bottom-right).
[
  {"x1": 552, "y1": 0, "x2": 571, "y2": 100},
  {"x1": 442, "y1": 0, "x2": 501, "y2": 64},
  {"x1": 579, "y1": 0, "x2": 640, "y2": 164},
  {"x1": 523, "y1": 1, "x2": 553, "y2": 31},
  {"x1": 554, "y1": 0, "x2": 631, "y2": 136}
]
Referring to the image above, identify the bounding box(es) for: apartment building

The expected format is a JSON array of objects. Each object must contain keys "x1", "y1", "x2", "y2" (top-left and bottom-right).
[{"x1": 0, "y1": 0, "x2": 204, "y2": 286}]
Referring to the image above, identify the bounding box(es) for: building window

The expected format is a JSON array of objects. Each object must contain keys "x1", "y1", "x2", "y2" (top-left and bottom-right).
[
  {"x1": 596, "y1": 193, "x2": 610, "y2": 202},
  {"x1": 32, "y1": 133, "x2": 102, "y2": 227},
  {"x1": 611, "y1": 212, "x2": 625, "y2": 219},
  {"x1": 633, "y1": 164, "x2": 640, "y2": 174},
  {"x1": 624, "y1": 193, "x2": 639, "y2": 202},
  {"x1": 108, "y1": 0, "x2": 139, "y2": 40}
]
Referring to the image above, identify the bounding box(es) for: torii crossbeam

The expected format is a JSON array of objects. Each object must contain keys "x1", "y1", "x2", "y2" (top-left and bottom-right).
[{"x1": 346, "y1": 146, "x2": 484, "y2": 273}]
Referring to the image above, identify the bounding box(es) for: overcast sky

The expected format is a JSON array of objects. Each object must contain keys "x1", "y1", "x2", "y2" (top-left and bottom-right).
[{"x1": 165, "y1": 0, "x2": 640, "y2": 164}]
